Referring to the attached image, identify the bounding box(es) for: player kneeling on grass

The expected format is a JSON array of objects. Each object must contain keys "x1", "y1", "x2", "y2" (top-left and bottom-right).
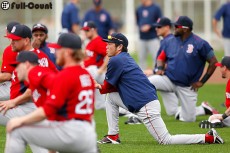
[
  {"x1": 95, "y1": 32, "x2": 224, "y2": 145},
  {"x1": 5, "y1": 33, "x2": 97, "y2": 153},
  {"x1": 200, "y1": 56, "x2": 230, "y2": 129}
]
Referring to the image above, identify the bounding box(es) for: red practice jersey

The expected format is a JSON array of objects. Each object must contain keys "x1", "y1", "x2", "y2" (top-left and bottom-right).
[
  {"x1": 1, "y1": 45, "x2": 18, "y2": 74},
  {"x1": 43, "y1": 65, "x2": 95, "y2": 122},
  {"x1": 28, "y1": 66, "x2": 56, "y2": 107},
  {"x1": 10, "y1": 49, "x2": 57, "y2": 99},
  {"x1": 226, "y1": 79, "x2": 230, "y2": 108},
  {"x1": 83, "y1": 36, "x2": 107, "y2": 67}
]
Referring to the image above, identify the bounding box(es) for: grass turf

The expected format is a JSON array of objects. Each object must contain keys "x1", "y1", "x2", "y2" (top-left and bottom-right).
[{"x1": 0, "y1": 84, "x2": 229, "y2": 153}]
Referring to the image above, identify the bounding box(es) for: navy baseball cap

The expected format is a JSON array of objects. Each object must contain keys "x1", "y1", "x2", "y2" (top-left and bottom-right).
[
  {"x1": 215, "y1": 56, "x2": 230, "y2": 69},
  {"x1": 153, "y1": 17, "x2": 171, "y2": 27},
  {"x1": 48, "y1": 33, "x2": 82, "y2": 50},
  {"x1": 173, "y1": 16, "x2": 193, "y2": 29},
  {"x1": 103, "y1": 33, "x2": 128, "y2": 48},
  {"x1": 82, "y1": 21, "x2": 97, "y2": 31},
  {"x1": 6, "y1": 21, "x2": 20, "y2": 33},
  {"x1": 93, "y1": 0, "x2": 102, "y2": 6},
  {"x1": 32, "y1": 23, "x2": 48, "y2": 34},
  {"x1": 5, "y1": 24, "x2": 32, "y2": 40},
  {"x1": 11, "y1": 51, "x2": 39, "y2": 66}
]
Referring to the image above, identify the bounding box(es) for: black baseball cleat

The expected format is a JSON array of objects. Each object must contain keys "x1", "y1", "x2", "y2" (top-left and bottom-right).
[
  {"x1": 124, "y1": 116, "x2": 142, "y2": 125},
  {"x1": 199, "y1": 120, "x2": 224, "y2": 129}
]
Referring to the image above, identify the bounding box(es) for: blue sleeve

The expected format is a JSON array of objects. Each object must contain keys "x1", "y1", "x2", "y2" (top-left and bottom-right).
[
  {"x1": 105, "y1": 57, "x2": 123, "y2": 86},
  {"x1": 70, "y1": 6, "x2": 80, "y2": 24},
  {"x1": 214, "y1": 4, "x2": 226, "y2": 20},
  {"x1": 199, "y1": 41, "x2": 214, "y2": 60},
  {"x1": 106, "y1": 12, "x2": 114, "y2": 30}
]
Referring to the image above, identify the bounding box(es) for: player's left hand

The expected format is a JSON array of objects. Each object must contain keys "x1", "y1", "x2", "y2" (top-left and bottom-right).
[
  {"x1": 190, "y1": 81, "x2": 203, "y2": 91},
  {"x1": 6, "y1": 117, "x2": 24, "y2": 133},
  {"x1": 0, "y1": 100, "x2": 16, "y2": 115}
]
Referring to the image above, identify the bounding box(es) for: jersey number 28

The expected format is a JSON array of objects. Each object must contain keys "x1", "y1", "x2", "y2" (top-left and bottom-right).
[{"x1": 75, "y1": 90, "x2": 93, "y2": 114}]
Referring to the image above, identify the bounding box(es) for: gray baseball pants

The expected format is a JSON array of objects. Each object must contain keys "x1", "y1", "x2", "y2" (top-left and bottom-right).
[
  {"x1": 5, "y1": 120, "x2": 97, "y2": 153},
  {"x1": 148, "y1": 75, "x2": 198, "y2": 122},
  {"x1": 0, "y1": 81, "x2": 11, "y2": 101},
  {"x1": 106, "y1": 92, "x2": 205, "y2": 144},
  {"x1": 138, "y1": 38, "x2": 160, "y2": 70},
  {"x1": 0, "y1": 102, "x2": 48, "y2": 153}
]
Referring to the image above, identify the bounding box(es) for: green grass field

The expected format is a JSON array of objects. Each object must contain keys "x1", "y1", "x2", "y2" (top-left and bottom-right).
[{"x1": 0, "y1": 84, "x2": 229, "y2": 153}]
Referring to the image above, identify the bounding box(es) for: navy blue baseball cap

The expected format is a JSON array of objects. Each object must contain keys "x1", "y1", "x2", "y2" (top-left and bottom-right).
[
  {"x1": 82, "y1": 21, "x2": 97, "y2": 31},
  {"x1": 5, "y1": 24, "x2": 32, "y2": 40},
  {"x1": 215, "y1": 56, "x2": 230, "y2": 69},
  {"x1": 103, "y1": 33, "x2": 128, "y2": 48},
  {"x1": 32, "y1": 23, "x2": 48, "y2": 34},
  {"x1": 48, "y1": 33, "x2": 82, "y2": 50},
  {"x1": 6, "y1": 21, "x2": 20, "y2": 33},
  {"x1": 173, "y1": 16, "x2": 193, "y2": 29},
  {"x1": 153, "y1": 17, "x2": 171, "y2": 27},
  {"x1": 93, "y1": 0, "x2": 102, "y2": 6},
  {"x1": 10, "y1": 51, "x2": 39, "y2": 66}
]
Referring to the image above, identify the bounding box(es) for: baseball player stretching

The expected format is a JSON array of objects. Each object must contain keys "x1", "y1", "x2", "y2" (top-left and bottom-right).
[
  {"x1": 1, "y1": 25, "x2": 57, "y2": 153},
  {"x1": 82, "y1": 21, "x2": 109, "y2": 110},
  {"x1": 200, "y1": 56, "x2": 230, "y2": 128},
  {"x1": 148, "y1": 16, "x2": 218, "y2": 122},
  {"x1": 0, "y1": 22, "x2": 20, "y2": 102},
  {"x1": 5, "y1": 33, "x2": 97, "y2": 153},
  {"x1": 95, "y1": 32, "x2": 223, "y2": 145}
]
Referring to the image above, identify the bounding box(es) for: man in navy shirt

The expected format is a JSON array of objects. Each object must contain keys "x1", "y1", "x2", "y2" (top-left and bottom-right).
[
  {"x1": 32, "y1": 23, "x2": 60, "y2": 70},
  {"x1": 136, "y1": 0, "x2": 162, "y2": 70},
  {"x1": 82, "y1": 0, "x2": 114, "y2": 39},
  {"x1": 213, "y1": 1, "x2": 230, "y2": 56},
  {"x1": 95, "y1": 32, "x2": 223, "y2": 145},
  {"x1": 149, "y1": 16, "x2": 218, "y2": 122},
  {"x1": 61, "y1": 0, "x2": 80, "y2": 34}
]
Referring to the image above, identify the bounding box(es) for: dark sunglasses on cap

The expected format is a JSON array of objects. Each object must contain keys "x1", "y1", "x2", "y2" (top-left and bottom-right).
[
  {"x1": 108, "y1": 35, "x2": 123, "y2": 42},
  {"x1": 175, "y1": 25, "x2": 189, "y2": 29}
]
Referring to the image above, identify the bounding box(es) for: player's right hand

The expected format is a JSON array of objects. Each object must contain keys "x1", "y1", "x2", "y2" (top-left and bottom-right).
[{"x1": 0, "y1": 100, "x2": 16, "y2": 115}]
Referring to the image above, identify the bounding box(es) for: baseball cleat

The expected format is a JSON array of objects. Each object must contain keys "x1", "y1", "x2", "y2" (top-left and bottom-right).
[
  {"x1": 199, "y1": 120, "x2": 224, "y2": 129},
  {"x1": 205, "y1": 128, "x2": 224, "y2": 144},
  {"x1": 202, "y1": 101, "x2": 219, "y2": 115},
  {"x1": 124, "y1": 116, "x2": 142, "y2": 125},
  {"x1": 97, "y1": 134, "x2": 121, "y2": 144}
]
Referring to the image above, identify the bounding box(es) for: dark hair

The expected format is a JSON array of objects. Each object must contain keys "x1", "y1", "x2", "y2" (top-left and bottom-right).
[{"x1": 115, "y1": 43, "x2": 128, "y2": 52}]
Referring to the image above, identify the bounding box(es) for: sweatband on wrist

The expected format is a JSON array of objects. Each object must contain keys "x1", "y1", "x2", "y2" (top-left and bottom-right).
[
  {"x1": 222, "y1": 113, "x2": 228, "y2": 120},
  {"x1": 200, "y1": 73, "x2": 211, "y2": 84}
]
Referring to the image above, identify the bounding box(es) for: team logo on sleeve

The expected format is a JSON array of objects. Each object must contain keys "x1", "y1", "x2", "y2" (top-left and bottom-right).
[
  {"x1": 32, "y1": 89, "x2": 41, "y2": 102},
  {"x1": 86, "y1": 50, "x2": 94, "y2": 57},
  {"x1": 186, "y1": 44, "x2": 194, "y2": 53}
]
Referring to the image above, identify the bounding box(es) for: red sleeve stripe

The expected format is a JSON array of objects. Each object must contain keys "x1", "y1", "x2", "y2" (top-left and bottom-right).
[
  {"x1": 157, "y1": 50, "x2": 166, "y2": 61},
  {"x1": 99, "y1": 80, "x2": 118, "y2": 94}
]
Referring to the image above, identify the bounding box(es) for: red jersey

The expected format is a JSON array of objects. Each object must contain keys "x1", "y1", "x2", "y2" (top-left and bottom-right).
[
  {"x1": 10, "y1": 49, "x2": 58, "y2": 99},
  {"x1": 28, "y1": 66, "x2": 56, "y2": 107},
  {"x1": 225, "y1": 79, "x2": 230, "y2": 108},
  {"x1": 83, "y1": 36, "x2": 107, "y2": 67},
  {"x1": 1, "y1": 45, "x2": 18, "y2": 74},
  {"x1": 43, "y1": 65, "x2": 95, "y2": 122}
]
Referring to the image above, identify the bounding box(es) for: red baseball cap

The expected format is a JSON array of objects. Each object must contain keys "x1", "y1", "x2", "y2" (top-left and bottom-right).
[{"x1": 215, "y1": 56, "x2": 230, "y2": 69}]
